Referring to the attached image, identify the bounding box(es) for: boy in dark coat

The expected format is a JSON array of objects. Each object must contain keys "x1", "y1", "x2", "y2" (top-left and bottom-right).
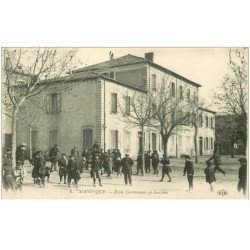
[
  {"x1": 151, "y1": 150, "x2": 159, "y2": 176},
  {"x1": 238, "y1": 158, "x2": 247, "y2": 195},
  {"x1": 67, "y1": 156, "x2": 81, "y2": 188},
  {"x1": 16, "y1": 144, "x2": 26, "y2": 165},
  {"x1": 102, "y1": 153, "x2": 111, "y2": 178},
  {"x1": 91, "y1": 154, "x2": 102, "y2": 187},
  {"x1": 160, "y1": 154, "x2": 171, "y2": 182},
  {"x1": 58, "y1": 154, "x2": 68, "y2": 184},
  {"x1": 49, "y1": 144, "x2": 59, "y2": 171},
  {"x1": 33, "y1": 151, "x2": 46, "y2": 187},
  {"x1": 121, "y1": 154, "x2": 134, "y2": 185},
  {"x1": 204, "y1": 161, "x2": 216, "y2": 192},
  {"x1": 136, "y1": 153, "x2": 143, "y2": 175},
  {"x1": 183, "y1": 155, "x2": 194, "y2": 191},
  {"x1": 70, "y1": 145, "x2": 79, "y2": 158},
  {"x1": 207, "y1": 145, "x2": 225, "y2": 176}
]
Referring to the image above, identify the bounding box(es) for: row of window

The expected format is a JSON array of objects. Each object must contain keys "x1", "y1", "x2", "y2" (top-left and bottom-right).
[
  {"x1": 204, "y1": 137, "x2": 214, "y2": 150},
  {"x1": 199, "y1": 115, "x2": 215, "y2": 129},
  {"x1": 151, "y1": 74, "x2": 195, "y2": 101}
]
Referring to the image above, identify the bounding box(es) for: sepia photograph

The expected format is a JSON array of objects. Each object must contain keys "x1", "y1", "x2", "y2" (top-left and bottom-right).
[{"x1": 1, "y1": 47, "x2": 248, "y2": 199}]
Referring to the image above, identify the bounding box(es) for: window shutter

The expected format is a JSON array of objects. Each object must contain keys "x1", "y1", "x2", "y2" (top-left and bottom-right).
[
  {"x1": 46, "y1": 94, "x2": 51, "y2": 113},
  {"x1": 57, "y1": 93, "x2": 62, "y2": 112}
]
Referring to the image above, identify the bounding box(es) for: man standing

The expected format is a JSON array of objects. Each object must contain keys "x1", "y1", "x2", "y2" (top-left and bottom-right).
[
  {"x1": 121, "y1": 154, "x2": 134, "y2": 186},
  {"x1": 49, "y1": 144, "x2": 59, "y2": 171},
  {"x1": 204, "y1": 161, "x2": 216, "y2": 192},
  {"x1": 82, "y1": 147, "x2": 90, "y2": 170},
  {"x1": 207, "y1": 144, "x2": 225, "y2": 177},
  {"x1": 70, "y1": 145, "x2": 79, "y2": 158},
  {"x1": 151, "y1": 150, "x2": 159, "y2": 176},
  {"x1": 58, "y1": 154, "x2": 68, "y2": 184},
  {"x1": 136, "y1": 153, "x2": 143, "y2": 175},
  {"x1": 160, "y1": 154, "x2": 172, "y2": 182},
  {"x1": 183, "y1": 155, "x2": 194, "y2": 192},
  {"x1": 91, "y1": 154, "x2": 102, "y2": 187},
  {"x1": 16, "y1": 143, "x2": 26, "y2": 165},
  {"x1": 67, "y1": 156, "x2": 81, "y2": 188},
  {"x1": 34, "y1": 151, "x2": 46, "y2": 187},
  {"x1": 238, "y1": 158, "x2": 247, "y2": 195}
]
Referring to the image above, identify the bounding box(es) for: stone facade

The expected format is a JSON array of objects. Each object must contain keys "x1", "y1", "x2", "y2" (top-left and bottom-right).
[{"x1": 14, "y1": 54, "x2": 215, "y2": 158}]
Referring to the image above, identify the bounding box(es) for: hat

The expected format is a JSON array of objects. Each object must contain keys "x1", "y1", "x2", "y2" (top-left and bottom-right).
[
  {"x1": 62, "y1": 153, "x2": 66, "y2": 156},
  {"x1": 16, "y1": 160, "x2": 23, "y2": 165},
  {"x1": 153, "y1": 150, "x2": 157, "y2": 153},
  {"x1": 55, "y1": 144, "x2": 58, "y2": 146},
  {"x1": 239, "y1": 158, "x2": 247, "y2": 164},
  {"x1": 125, "y1": 154, "x2": 129, "y2": 156},
  {"x1": 185, "y1": 155, "x2": 191, "y2": 160}
]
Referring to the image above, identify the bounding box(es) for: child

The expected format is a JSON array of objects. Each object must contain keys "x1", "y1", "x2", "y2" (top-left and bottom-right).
[
  {"x1": 14, "y1": 160, "x2": 26, "y2": 191},
  {"x1": 159, "y1": 154, "x2": 171, "y2": 182},
  {"x1": 183, "y1": 155, "x2": 194, "y2": 192},
  {"x1": 204, "y1": 161, "x2": 216, "y2": 192}
]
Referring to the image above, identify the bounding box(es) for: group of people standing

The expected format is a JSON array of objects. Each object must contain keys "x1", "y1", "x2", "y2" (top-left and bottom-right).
[{"x1": 1, "y1": 142, "x2": 248, "y2": 195}]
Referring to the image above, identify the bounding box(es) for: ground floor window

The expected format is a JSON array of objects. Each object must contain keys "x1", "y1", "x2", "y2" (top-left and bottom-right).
[
  {"x1": 83, "y1": 129, "x2": 93, "y2": 149},
  {"x1": 211, "y1": 138, "x2": 214, "y2": 150}
]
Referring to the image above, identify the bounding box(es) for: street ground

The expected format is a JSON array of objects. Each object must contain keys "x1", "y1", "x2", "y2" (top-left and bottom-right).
[{"x1": 2, "y1": 155, "x2": 248, "y2": 199}]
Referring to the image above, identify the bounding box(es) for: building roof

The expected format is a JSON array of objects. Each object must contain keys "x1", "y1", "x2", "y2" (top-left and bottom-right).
[
  {"x1": 74, "y1": 54, "x2": 202, "y2": 88},
  {"x1": 42, "y1": 71, "x2": 147, "y2": 92},
  {"x1": 199, "y1": 107, "x2": 216, "y2": 114},
  {"x1": 74, "y1": 54, "x2": 148, "y2": 72}
]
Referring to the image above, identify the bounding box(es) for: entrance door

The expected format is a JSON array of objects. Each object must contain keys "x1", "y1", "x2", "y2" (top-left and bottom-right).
[
  {"x1": 83, "y1": 129, "x2": 93, "y2": 149},
  {"x1": 199, "y1": 137, "x2": 203, "y2": 156}
]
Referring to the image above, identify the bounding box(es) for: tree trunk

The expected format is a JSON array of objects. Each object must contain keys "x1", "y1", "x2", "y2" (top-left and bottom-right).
[
  {"x1": 141, "y1": 126, "x2": 145, "y2": 176},
  {"x1": 162, "y1": 135, "x2": 168, "y2": 156},
  {"x1": 11, "y1": 106, "x2": 19, "y2": 169},
  {"x1": 194, "y1": 126, "x2": 198, "y2": 163},
  {"x1": 29, "y1": 125, "x2": 32, "y2": 159}
]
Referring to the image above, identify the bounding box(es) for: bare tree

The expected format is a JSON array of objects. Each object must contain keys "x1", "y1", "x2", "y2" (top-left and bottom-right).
[
  {"x1": 119, "y1": 91, "x2": 154, "y2": 175},
  {"x1": 150, "y1": 77, "x2": 190, "y2": 156},
  {"x1": 215, "y1": 48, "x2": 248, "y2": 154},
  {"x1": 187, "y1": 96, "x2": 210, "y2": 163},
  {"x1": 2, "y1": 48, "x2": 77, "y2": 168}
]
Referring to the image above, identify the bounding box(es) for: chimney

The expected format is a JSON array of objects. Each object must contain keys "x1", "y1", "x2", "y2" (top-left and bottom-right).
[{"x1": 145, "y1": 52, "x2": 154, "y2": 62}]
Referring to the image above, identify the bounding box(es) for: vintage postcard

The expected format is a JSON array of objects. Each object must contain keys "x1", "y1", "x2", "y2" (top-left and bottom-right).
[{"x1": 1, "y1": 47, "x2": 248, "y2": 199}]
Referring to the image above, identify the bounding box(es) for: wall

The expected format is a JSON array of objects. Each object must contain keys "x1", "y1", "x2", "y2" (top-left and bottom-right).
[{"x1": 16, "y1": 79, "x2": 101, "y2": 155}]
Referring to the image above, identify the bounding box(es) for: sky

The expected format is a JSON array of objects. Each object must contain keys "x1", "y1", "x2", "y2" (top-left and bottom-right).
[{"x1": 74, "y1": 48, "x2": 233, "y2": 110}]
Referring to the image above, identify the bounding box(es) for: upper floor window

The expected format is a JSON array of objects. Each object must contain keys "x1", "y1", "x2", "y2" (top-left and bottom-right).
[
  {"x1": 211, "y1": 117, "x2": 214, "y2": 129},
  {"x1": 205, "y1": 116, "x2": 209, "y2": 128},
  {"x1": 111, "y1": 93, "x2": 117, "y2": 113},
  {"x1": 171, "y1": 82, "x2": 176, "y2": 97},
  {"x1": 187, "y1": 89, "x2": 191, "y2": 102},
  {"x1": 179, "y1": 85, "x2": 183, "y2": 100},
  {"x1": 47, "y1": 93, "x2": 62, "y2": 113},
  {"x1": 198, "y1": 115, "x2": 203, "y2": 127},
  {"x1": 151, "y1": 103, "x2": 157, "y2": 118},
  {"x1": 125, "y1": 96, "x2": 130, "y2": 115},
  {"x1": 151, "y1": 74, "x2": 156, "y2": 91}
]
